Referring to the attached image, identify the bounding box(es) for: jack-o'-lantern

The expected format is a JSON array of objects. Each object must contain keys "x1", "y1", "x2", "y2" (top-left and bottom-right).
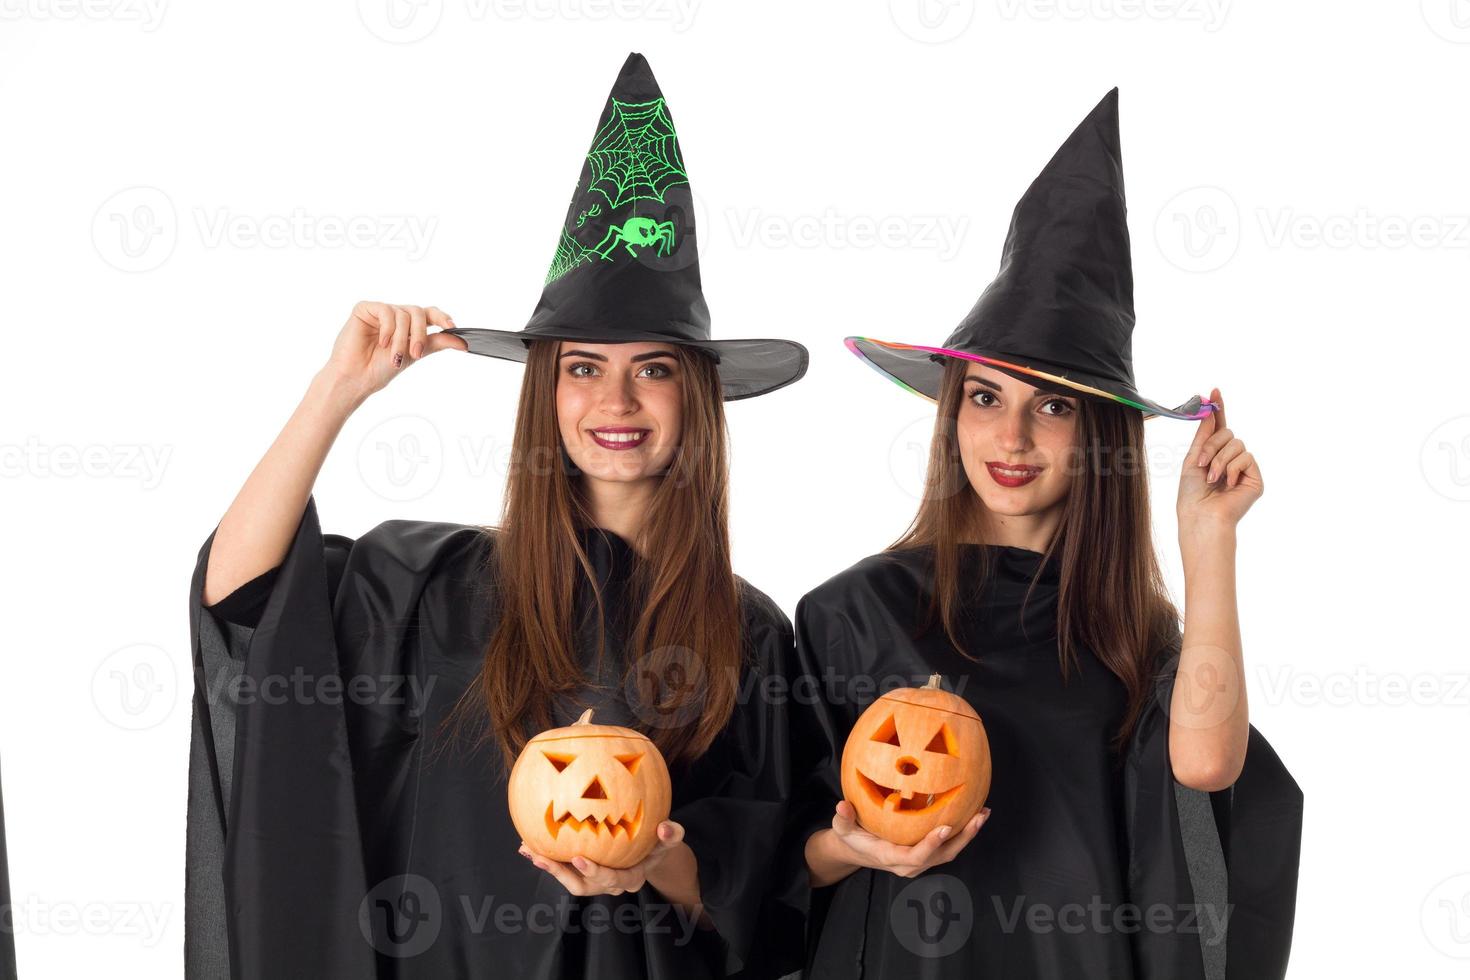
[
  {"x1": 507, "y1": 708, "x2": 672, "y2": 869},
  {"x1": 840, "y1": 674, "x2": 990, "y2": 846}
]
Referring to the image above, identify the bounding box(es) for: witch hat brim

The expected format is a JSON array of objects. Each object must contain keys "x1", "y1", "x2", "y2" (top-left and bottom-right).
[
  {"x1": 846, "y1": 89, "x2": 1213, "y2": 422},
  {"x1": 445, "y1": 52, "x2": 808, "y2": 402},
  {"x1": 845, "y1": 336, "x2": 1212, "y2": 420},
  {"x1": 445, "y1": 326, "x2": 810, "y2": 401}
]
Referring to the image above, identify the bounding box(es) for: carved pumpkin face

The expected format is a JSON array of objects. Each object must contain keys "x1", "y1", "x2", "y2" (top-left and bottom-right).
[
  {"x1": 507, "y1": 709, "x2": 672, "y2": 868},
  {"x1": 840, "y1": 674, "x2": 990, "y2": 846}
]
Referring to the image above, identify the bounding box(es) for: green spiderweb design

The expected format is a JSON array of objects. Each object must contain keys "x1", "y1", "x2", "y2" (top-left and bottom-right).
[
  {"x1": 585, "y1": 97, "x2": 688, "y2": 210},
  {"x1": 545, "y1": 228, "x2": 598, "y2": 285},
  {"x1": 543, "y1": 96, "x2": 690, "y2": 286}
]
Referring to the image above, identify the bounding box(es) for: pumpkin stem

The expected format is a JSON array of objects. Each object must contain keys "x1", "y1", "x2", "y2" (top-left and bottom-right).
[
  {"x1": 923, "y1": 673, "x2": 943, "y2": 690},
  {"x1": 575, "y1": 708, "x2": 594, "y2": 726}
]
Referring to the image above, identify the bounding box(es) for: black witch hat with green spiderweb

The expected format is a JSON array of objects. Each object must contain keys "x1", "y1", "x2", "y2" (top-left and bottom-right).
[{"x1": 445, "y1": 52, "x2": 808, "y2": 401}]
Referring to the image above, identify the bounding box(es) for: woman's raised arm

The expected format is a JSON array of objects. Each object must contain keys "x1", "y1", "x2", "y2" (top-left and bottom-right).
[{"x1": 201, "y1": 301, "x2": 466, "y2": 605}]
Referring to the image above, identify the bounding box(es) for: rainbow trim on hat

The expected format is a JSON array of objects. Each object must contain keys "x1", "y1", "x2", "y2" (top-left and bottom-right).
[{"x1": 844, "y1": 336, "x2": 1216, "y2": 421}]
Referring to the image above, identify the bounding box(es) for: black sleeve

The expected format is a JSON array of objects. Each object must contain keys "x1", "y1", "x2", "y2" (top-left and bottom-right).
[
  {"x1": 202, "y1": 531, "x2": 356, "y2": 630},
  {"x1": 1125, "y1": 642, "x2": 1305, "y2": 979},
  {"x1": 0, "y1": 752, "x2": 16, "y2": 980},
  {"x1": 202, "y1": 565, "x2": 281, "y2": 629},
  {"x1": 186, "y1": 496, "x2": 375, "y2": 979}
]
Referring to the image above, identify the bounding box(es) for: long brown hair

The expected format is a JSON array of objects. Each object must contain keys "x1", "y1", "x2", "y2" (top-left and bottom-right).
[
  {"x1": 890, "y1": 357, "x2": 1181, "y2": 757},
  {"x1": 446, "y1": 339, "x2": 743, "y2": 770}
]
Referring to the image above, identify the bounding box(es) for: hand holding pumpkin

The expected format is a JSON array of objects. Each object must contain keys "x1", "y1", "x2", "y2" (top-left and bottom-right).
[
  {"x1": 839, "y1": 674, "x2": 992, "y2": 846},
  {"x1": 519, "y1": 819, "x2": 689, "y2": 898},
  {"x1": 506, "y1": 708, "x2": 672, "y2": 869},
  {"x1": 825, "y1": 798, "x2": 991, "y2": 879},
  {"x1": 805, "y1": 674, "x2": 995, "y2": 885}
]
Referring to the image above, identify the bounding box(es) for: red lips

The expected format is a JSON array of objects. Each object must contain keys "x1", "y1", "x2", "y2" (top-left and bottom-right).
[
  {"x1": 589, "y1": 427, "x2": 650, "y2": 451},
  {"x1": 985, "y1": 462, "x2": 1041, "y2": 488}
]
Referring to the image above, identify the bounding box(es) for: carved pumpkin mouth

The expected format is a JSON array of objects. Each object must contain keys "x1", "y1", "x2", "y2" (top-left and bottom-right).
[
  {"x1": 544, "y1": 801, "x2": 644, "y2": 839},
  {"x1": 854, "y1": 770, "x2": 965, "y2": 814}
]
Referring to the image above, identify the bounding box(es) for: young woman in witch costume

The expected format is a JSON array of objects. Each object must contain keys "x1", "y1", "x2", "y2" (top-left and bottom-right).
[
  {"x1": 187, "y1": 54, "x2": 808, "y2": 980},
  {"x1": 788, "y1": 90, "x2": 1303, "y2": 978}
]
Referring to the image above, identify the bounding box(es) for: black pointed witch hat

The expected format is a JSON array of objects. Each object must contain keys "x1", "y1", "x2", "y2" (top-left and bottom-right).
[
  {"x1": 446, "y1": 52, "x2": 808, "y2": 401},
  {"x1": 846, "y1": 89, "x2": 1214, "y2": 421}
]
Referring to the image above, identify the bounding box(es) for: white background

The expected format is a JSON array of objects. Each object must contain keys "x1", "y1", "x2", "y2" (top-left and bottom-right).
[{"x1": 3, "y1": 0, "x2": 1469, "y2": 976}]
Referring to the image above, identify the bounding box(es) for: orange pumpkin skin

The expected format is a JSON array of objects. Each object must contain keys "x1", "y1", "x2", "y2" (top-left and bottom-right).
[
  {"x1": 840, "y1": 674, "x2": 991, "y2": 846},
  {"x1": 508, "y1": 709, "x2": 672, "y2": 869}
]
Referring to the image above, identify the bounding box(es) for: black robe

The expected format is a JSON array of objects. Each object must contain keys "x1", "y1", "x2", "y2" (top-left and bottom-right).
[
  {"x1": 186, "y1": 496, "x2": 805, "y2": 979},
  {"x1": 0, "y1": 753, "x2": 15, "y2": 980},
  {"x1": 788, "y1": 543, "x2": 1303, "y2": 979}
]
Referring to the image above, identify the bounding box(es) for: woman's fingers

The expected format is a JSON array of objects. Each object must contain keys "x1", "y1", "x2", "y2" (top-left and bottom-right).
[
  {"x1": 831, "y1": 800, "x2": 993, "y2": 878},
  {"x1": 571, "y1": 856, "x2": 639, "y2": 896},
  {"x1": 831, "y1": 801, "x2": 861, "y2": 838},
  {"x1": 892, "y1": 823, "x2": 954, "y2": 871},
  {"x1": 1196, "y1": 426, "x2": 1235, "y2": 470},
  {"x1": 425, "y1": 305, "x2": 454, "y2": 330},
  {"x1": 520, "y1": 845, "x2": 587, "y2": 895},
  {"x1": 352, "y1": 300, "x2": 390, "y2": 349},
  {"x1": 1206, "y1": 437, "x2": 1246, "y2": 484},
  {"x1": 423, "y1": 306, "x2": 468, "y2": 353},
  {"x1": 390, "y1": 306, "x2": 411, "y2": 369},
  {"x1": 637, "y1": 821, "x2": 684, "y2": 873},
  {"x1": 368, "y1": 301, "x2": 394, "y2": 349},
  {"x1": 517, "y1": 842, "x2": 641, "y2": 897},
  {"x1": 931, "y1": 807, "x2": 991, "y2": 865},
  {"x1": 407, "y1": 305, "x2": 429, "y2": 361},
  {"x1": 424, "y1": 330, "x2": 468, "y2": 355},
  {"x1": 656, "y1": 820, "x2": 685, "y2": 849},
  {"x1": 1225, "y1": 451, "x2": 1259, "y2": 489},
  {"x1": 1186, "y1": 396, "x2": 1218, "y2": 460}
]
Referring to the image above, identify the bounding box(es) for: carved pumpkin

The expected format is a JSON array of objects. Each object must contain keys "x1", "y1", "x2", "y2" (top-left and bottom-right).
[
  {"x1": 507, "y1": 708, "x2": 672, "y2": 869},
  {"x1": 840, "y1": 674, "x2": 990, "y2": 846}
]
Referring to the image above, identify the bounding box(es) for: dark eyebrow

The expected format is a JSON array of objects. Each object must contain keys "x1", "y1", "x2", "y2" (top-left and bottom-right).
[
  {"x1": 559, "y1": 348, "x2": 679, "y2": 363},
  {"x1": 963, "y1": 374, "x2": 1075, "y2": 400}
]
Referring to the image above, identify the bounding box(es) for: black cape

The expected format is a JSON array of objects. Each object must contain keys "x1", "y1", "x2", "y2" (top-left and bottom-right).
[
  {"x1": 186, "y1": 496, "x2": 804, "y2": 979},
  {"x1": 787, "y1": 544, "x2": 1303, "y2": 979},
  {"x1": 0, "y1": 753, "x2": 15, "y2": 980}
]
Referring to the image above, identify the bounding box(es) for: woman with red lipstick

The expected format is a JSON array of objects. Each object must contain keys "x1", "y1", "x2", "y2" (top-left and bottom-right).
[
  {"x1": 184, "y1": 55, "x2": 810, "y2": 980},
  {"x1": 788, "y1": 90, "x2": 1302, "y2": 978}
]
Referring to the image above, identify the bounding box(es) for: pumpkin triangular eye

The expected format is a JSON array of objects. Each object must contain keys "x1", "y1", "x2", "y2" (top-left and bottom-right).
[
  {"x1": 543, "y1": 751, "x2": 576, "y2": 772},
  {"x1": 869, "y1": 715, "x2": 901, "y2": 746},
  {"x1": 924, "y1": 725, "x2": 954, "y2": 755},
  {"x1": 615, "y1": 753, "x2": 643, "y2": 775},
  {"x1": 582, "y1": 776, "x2": 607, "y2": 800}
]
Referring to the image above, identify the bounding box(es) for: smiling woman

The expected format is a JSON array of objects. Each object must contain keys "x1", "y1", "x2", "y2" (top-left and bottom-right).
[
  {"x1": 185, "y1": 52, "x2": 810, "y2": 980},
  {"x1": 555, "y1": 343, "x2": 689, "y2": 488},
  {"x1": 790, "y1": 88, "x2": 1301, "y2": 979}
]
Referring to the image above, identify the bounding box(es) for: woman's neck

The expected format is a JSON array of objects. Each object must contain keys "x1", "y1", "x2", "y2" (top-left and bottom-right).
[
  {"x1": 971, "y1": 506, "x2": 1063, "y2": 554},
  {"x1": 581, "y1": 477, "x2": 657, "y2": 555}
]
